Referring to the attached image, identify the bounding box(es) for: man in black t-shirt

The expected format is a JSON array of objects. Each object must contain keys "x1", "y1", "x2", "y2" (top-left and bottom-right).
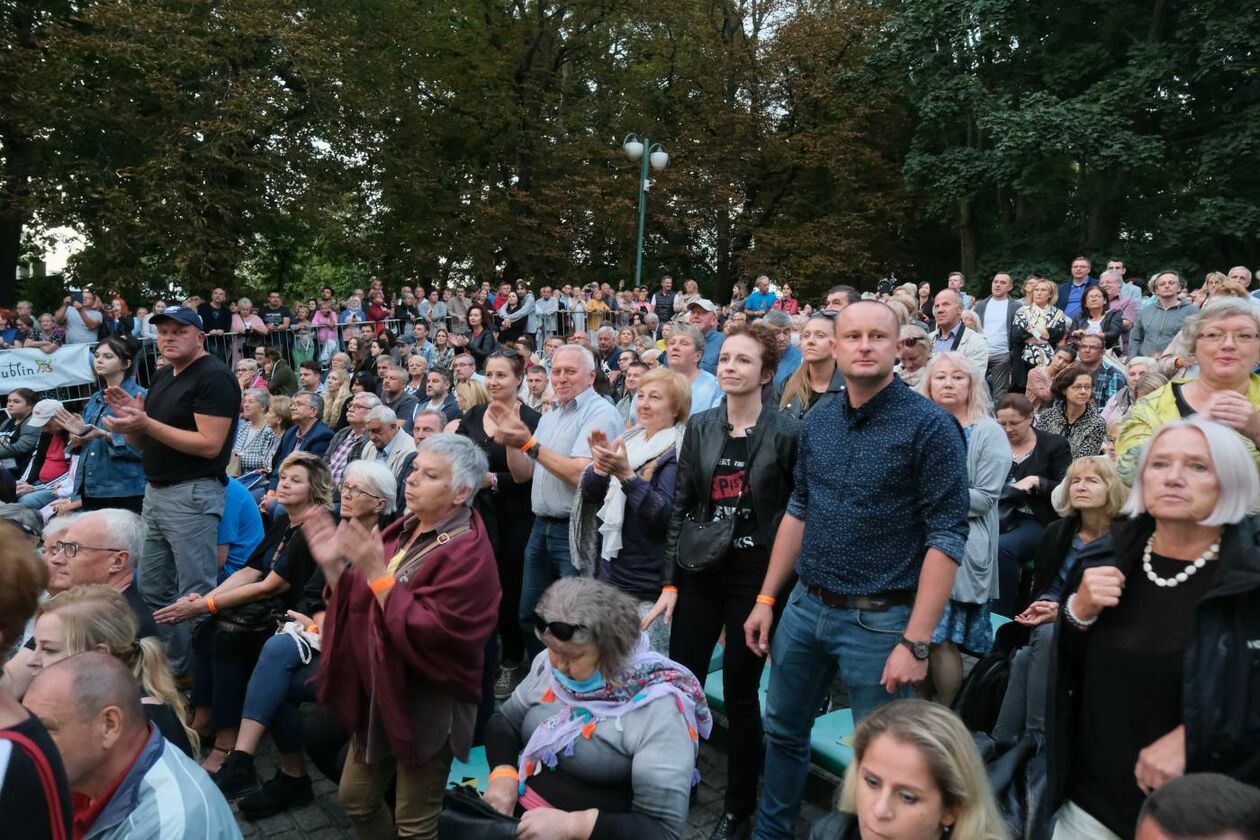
[
  {"x1": 197, "y1": 287, "x2": 234, "y2": 363},
  {"x1": 103, "y1": 306, "x2": 239, "y2": 675},
  {"x1": 261, "y1": 290, "x2": 293, "y2": 361}
]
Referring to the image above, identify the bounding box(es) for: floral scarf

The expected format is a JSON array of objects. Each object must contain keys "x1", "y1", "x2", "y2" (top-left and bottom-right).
[{"x1": 516, "y1": 634, "x2": 712, "y2": 790}]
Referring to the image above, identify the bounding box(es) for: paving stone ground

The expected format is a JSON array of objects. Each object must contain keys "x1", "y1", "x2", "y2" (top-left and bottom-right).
[{"x1": 233, "y1": 727, "x2": 834, "y2": 839}]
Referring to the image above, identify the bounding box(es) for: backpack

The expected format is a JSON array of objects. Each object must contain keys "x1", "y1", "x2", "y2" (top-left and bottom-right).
[{"x1": 952, "y1": 620, "x2": 1030, "y2": 734}]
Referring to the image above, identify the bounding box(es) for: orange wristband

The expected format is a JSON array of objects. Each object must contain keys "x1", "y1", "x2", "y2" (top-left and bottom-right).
[
  {"x1": 661, "y1": 585, "x2": 678, "y2": 593},
  {"x1": 489, "y1": 766, "x2": 519, "y2": 783},
  {"x1": 519, "y1": 437, "x2": 538, "y2": 454},
  {"x1": 369, "y1": 574, "x2": 396, "y2": 595},
  {"x1": 307, "y1": 624, "x2": 320, "y2": 635},
  {"x1": 755, "y1": 594, "x2": 776, "y2": 607},
  {"x1": 205, "y1": 595, "x2": 218, "y2": 614}
]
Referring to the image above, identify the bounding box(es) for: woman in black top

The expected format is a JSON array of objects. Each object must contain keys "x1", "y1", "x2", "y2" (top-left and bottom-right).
[
  {"x1": 456, "y1": 349, "x2": 541, "y2": 698},
  {"x1": 155, "y1": 451, "x2": 329, "y2": 775},
  {"x1": 1042, "y1": 417, "x2": 1260, "y2": 840},
  {"x1": 994, "y1": 393, "x2": 1071, "y2": 615},
  {"x1": 454, "y1": 304, "x2": 498, "y2": 370},
  {"x1": 497, "y1": 292, "x2": 528, "y2": 344},
  {"x1": 646, "y1": 324, "x2": 800, "y2": 840},
  {"x1": 0, "y1": 387, "x2": 40, "y2": 478},
  {"x1": 0, "y1": 528, "x2": 72, "y2": 840}
]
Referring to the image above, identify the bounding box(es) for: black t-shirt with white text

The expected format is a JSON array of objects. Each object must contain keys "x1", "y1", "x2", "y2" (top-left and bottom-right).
[
  {"x1": 142, "y1": 354, "x2": 239, "y2": 483},
  {"x1": 709, "y1": 435, "x2": 760, "y2": 550}
]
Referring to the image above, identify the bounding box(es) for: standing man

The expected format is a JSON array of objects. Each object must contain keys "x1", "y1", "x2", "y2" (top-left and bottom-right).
[
  {"x1": 1131, "y1": 271, "x2": 1197, "y2": 358},
  {"x1": 652, "y1": 275, "x2": 679, "y2": 326},
  {"x1": 973, "y1": 272, "x2": 1018, "y2": 400},
  {"x1": 1058, "y1": 256, "x2": 1098, "y2": 323},
  {"x1": 447, "y1": 286, "x2": 470, "y2": 335},
  {"x1": 260, "y1": 291, "x2": 293, "y2": 360},
  {"x1": 488, "y1": 345, "x2": 622, "y2": 656},
  {"x1": 380, "y1": 365, "x2": 418, "y2": 433},
  {"x1": 102, "y1": 306, "x2": 238, "y2": 675},
  {"x1": 198, "y1": 287, "x2": 234, "y2": 361},
  {"x1": 1099, "y1": 270, "x2": 1138, "y2": 351},
  {"x1": 744, "y1": 301, "x2": 968, "y2": 839},
  {"x1": 946, "y1": 272, "x2": 973, "y2": 309},
  {"x1": 1105, "y1": 258, "x2": 1143, "y2": 303},
  {"x1": 56, "y1": 290, "x2": 103, "y2": 344},
  {"x1": 762, "y1": 310, "x2": 802, "y2": 390},
  {"x1": 687, "y1": 298, "x2": 726, "y2": 374},
  {"x1": 824, "y1": 286, "x2": 861, "y2": 313},
  {"x1": 931, "y1": 289, "x2": 989, "y2": 373},
  {"x1": 535, "y1": 286, "x2": 559, "y2": 344},
  {"x1": 744, "y1": 275, "x2": 778, "y2": 320}
]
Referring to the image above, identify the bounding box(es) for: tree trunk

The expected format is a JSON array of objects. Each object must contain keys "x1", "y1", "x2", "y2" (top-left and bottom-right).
[{"x1": 957, "y1": 198, "x2": 977, "y2": 277}]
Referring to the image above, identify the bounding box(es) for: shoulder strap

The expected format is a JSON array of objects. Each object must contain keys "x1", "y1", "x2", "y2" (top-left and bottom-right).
[
  {"x1": 396, "y1": 523, "x2": 474, "y2": 582},
  {"x1": 950, "y1": 325, "x2": 966, "y2": 352},
  {"x1": 0, "y1": 731, "x2": 68, "y2": 840}
]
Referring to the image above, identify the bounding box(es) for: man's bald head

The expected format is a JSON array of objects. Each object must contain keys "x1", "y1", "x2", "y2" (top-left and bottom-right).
[
  {"x1": 834, "y1": 300, "x2": 900, "y2": 385},
  {"x1": 837, "y1": 299, "x2": 900, "y2": 333},
  {"x1": 28, "y1": 651, "x2": 144, "y2": 731}
]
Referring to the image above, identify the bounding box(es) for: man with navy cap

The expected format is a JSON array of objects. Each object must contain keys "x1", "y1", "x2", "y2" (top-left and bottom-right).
[{"x1": 103, "y1": 305, "x2": 240, "y2": 676}]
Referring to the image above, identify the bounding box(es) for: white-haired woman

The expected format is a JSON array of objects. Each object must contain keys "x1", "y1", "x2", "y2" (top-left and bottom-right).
[
  {"x1": 915, "y1": 352, "x2": 1009, "y2": 704},
  {"x1": 230, "y1": 388, "x2": 278, "y2": 478},
  {"x1": 810, "y1": 699, "x2": 1007, "y2": 840},
  {"x1": 1101, "y1": 356, "x2": 1157, "y2": 425},
  {"x1": 483, "y1": 577, "x2": 711, "y2": 840},
  {"x1": 304, "y1": 434, "x2": 501, "y2": 838},
  {"x1": 213, "y1": 460, "x2": 397, "y2": 816},
  {"x1": 232, "y1": 298, "x2": 269, "y2": 363},
  {"x1": 1043, "y1": 417, "x2": 1260, "y2": 839},
  {"x1": 1117, "y1": 298, "x2": 1260, "y2": 485}
]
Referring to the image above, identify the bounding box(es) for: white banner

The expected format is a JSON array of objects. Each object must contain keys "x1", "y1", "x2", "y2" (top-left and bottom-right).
[{"x1": 0, "y1": 344, "x2": 96, "y2": 394}]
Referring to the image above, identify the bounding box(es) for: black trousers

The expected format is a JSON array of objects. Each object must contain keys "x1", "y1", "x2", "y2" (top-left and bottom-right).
[{"x1": 669, "y1": 550, "x2": 782, "y2": 819}]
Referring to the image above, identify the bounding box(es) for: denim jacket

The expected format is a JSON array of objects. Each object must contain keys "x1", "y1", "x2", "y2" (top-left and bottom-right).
[{"x1": 75, "y1": 379, "x2": 147, "y2": 500}]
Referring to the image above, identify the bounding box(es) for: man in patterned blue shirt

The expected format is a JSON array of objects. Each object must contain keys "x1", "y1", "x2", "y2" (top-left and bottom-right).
[{"x1": 744, "y1": 300, "x2": 970, "y2": 840}]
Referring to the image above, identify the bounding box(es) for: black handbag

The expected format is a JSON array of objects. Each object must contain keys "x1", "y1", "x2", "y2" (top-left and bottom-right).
[
  {"x1": 214, "y1": 596, "x2": 288, "y2": 634},
  {"x1": 437, "y1": 783, "x2": 519, "y2": 840},
  {"x1": 676, "y1": 452, "x2": 752, "y2": 574}
]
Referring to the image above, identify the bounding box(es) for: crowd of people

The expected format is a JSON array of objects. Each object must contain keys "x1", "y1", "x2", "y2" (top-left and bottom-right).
[{"x1": 2, "y1": 255, "x2": 1260, "y2": 840}]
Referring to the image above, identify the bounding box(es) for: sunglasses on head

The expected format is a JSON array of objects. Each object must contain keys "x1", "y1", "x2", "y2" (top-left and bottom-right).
[
  {"x1": 532, "y1": 612, "x2": 586, "y2": 642},
  {"x1": 492, "y1": 348, "x2": 521, "y2": 359}
]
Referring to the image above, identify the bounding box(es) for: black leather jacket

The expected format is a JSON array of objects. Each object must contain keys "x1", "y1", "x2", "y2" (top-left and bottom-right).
[
  {"x1": 1039, "y1": 514, "x2": 1260, "y2": 838},
  {"x1": 662, "y1": 402, "x2": 799, "y2": 585}
]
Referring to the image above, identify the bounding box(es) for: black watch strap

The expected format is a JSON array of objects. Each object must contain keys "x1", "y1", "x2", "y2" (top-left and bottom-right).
[{"x1": 899, "y1": 635, "x2": 931, "y2": 661}]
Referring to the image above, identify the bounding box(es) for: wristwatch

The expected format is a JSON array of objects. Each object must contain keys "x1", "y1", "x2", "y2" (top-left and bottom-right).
[
  {"x1": 898, "y1": 636, "x2": 930, "y2": 661},
  {"x1": 525, "y1": 441, "x2": 541, "y2": 460}
]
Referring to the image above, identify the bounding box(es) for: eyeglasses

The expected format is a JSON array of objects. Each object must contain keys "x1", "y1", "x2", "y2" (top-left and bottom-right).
[
  {"x1": 532, "y1": 612, "x2": 586, "y2": 642},
  {"x1": 50, "y1": 541, "x2": 121, "y2": 559},
  {"x1": 338, "y1": 482, "x2": 382, "y2": 501},
  {"x1": 1199, "y1": 330, "x2": 1260, "y2": 345}
]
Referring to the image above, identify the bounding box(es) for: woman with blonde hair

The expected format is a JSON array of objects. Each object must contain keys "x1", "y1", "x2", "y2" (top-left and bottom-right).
[
  {"x1": 1012, "y1": 279, "x2": 1068, "y2": 394},
  {"x1": 28, "y1": 584, "x2": 197, "y2": 756},
  {"x1": 915, "y1": 353, "x2": 1009, "y2": 704},
  {"x1": 454, "y1": 377, "x2": 490, "y2": 414},
  {"x1": 322, "y1": 367, "x2": 351, "y2": 429},
  {"x1": 779, "y1": 312, "x2": 844, "y2": 418},
  {"x1": 811, "y1": 698, "x2": 1007, "y2": 839}
]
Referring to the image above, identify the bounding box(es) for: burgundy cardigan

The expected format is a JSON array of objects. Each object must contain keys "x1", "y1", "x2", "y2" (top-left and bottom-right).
[{"x1": 318, "y1": 508, "x2": 500, "y2": 764}]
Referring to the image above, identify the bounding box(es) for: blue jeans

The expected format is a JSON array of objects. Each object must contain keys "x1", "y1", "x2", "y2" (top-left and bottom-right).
[
  {"x1": 518, "y1": 517, "x2": 577, "y2": 658},
  {"x1": 17, "y1": 487, "x2": 57, "y2": 509},
  {"x1": 241, "y1": 633, "x2": 319, "y2": 754},
  {"x1": 754, "y1": 583, "x2": 913, "y2": 840}
]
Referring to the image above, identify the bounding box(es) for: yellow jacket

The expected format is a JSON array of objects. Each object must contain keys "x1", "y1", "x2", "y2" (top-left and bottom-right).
[{"x1": 1116, "y1": 374, "x2": 1260, "y2": 485}]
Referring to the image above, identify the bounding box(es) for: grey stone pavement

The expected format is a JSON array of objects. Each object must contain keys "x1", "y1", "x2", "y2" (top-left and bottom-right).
[{"x1": 233, "y1": 725, "x2": 833, "y2": 840}]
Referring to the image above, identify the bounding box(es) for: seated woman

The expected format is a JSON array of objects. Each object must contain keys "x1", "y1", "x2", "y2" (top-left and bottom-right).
[
  {"x1": 990, "y1": 456, "x2": 1126, "y2": 744},
  {"x1": 1043, "y1": 417, "x2": 1260, "y2": 839},
  {"x1": 27, "y1": 584, "x2": 196, "y2": 757},
  {"x1": 808, "y1": 699, "x2": 1006, "y2": 840},
  {"x1": 212, "y1": 460, "x2": 397, "y2": 816},
  {"x1": 574, "y1": 368, "x2": 689, "y2": 653},
  {"x1": 1101, "y1": 356, "x2": 1157, "y2": 425},
  {"x1": 483, "y1": 577, "x2": 711, "y2": 840},
  {"x1": 153, "y1": 452, "x2": 329, "y2": 775},
  {"x1": 1034, "y1": 363, "x2": 1107, "y2": 459},
  {"x1": 305, "y1": 434, "x2": 501, "y2": 838}
]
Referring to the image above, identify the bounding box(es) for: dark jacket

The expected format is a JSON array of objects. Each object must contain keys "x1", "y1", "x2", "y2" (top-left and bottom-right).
[
  {"x1": 1007, "y1": 429, "x2": 1071, "y2": 526},
  {"x1": 1040, "y1": 514, "x2": 1260, "y2": 839},
  {"x1": 467, "y1": 329, "x2": 498, "y2": 370},
  {"x1": 385, "y1": 391, "x2": 419, "y2": 433},
  {"x1": 1057, "y1": 276, "x2": 1099, "y2": 320},
  {"x1": 662, "y1": 402, "x2": 799, "y2": 585},
  {"x1": 776, "y1": 367, "x2": 846, "y2": 420},
  {"x1": 1072, "y1": 307, "x2": 1125, "y2": 349},
  {"x1": 265, "y1": 420, "x2": 334, "y2": 491},
  {"x1": 267, "y1": 360, "x2": 299, "y2": 397}
]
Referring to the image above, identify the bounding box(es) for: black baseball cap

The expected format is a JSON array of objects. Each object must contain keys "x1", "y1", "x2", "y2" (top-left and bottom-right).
[{"x1": 150, "y1": 307, "x2": 205, "y2": 330}]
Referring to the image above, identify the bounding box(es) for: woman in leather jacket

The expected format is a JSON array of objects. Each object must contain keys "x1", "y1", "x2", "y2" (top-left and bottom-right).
[
  {"x1": 643, "y1": 323, "x2": 799, "y2": 840},
  {"x1": 1039, "y1": 417, "x2": 1260, "y2": 840}
]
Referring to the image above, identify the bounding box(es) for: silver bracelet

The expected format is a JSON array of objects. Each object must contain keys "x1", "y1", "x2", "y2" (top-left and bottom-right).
[{"x1": 1064, "y1": 593, "x2": 1097, "y2": 630}]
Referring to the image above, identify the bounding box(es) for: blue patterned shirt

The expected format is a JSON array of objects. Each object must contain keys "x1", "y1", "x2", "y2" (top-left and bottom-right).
[{"x1": 788, "y1": 376, "x2": 969, "y2": 595}]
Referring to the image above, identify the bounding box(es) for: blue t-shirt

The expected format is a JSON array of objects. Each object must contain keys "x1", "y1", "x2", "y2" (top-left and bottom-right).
[{"x1": 218, "y1": 479, "x2": 265, "y2": 580}]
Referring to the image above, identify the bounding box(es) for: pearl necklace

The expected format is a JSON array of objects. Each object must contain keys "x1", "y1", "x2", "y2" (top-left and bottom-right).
[{"x1": 1142, "y1": 534, "x2": 1218, "y2": 588}]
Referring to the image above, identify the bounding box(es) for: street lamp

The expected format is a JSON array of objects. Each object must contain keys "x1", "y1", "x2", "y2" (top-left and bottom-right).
[{"x1": 623, "y1": 133, "x2": 668, "y2": 290}]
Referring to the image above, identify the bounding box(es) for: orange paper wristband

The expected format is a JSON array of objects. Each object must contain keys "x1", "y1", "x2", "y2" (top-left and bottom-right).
[
  {"x1": 661, "y1": 585, "x2": 678, "y2": 593},
  {"x1": 489, "y1": 766, "x2": 519, "y2": 783},
  {"x1": 519, "y1": 437, "x2": 538, "y2": 453},
  {"x1": 205, "y1": 595, "x2": 218, "y2": 614},
  {"x1": 755, "y1": 594, "x2": 776, "y2": 607},
  {"x1": 369, "y1": 574, "x2": 396, "y2": 595}
]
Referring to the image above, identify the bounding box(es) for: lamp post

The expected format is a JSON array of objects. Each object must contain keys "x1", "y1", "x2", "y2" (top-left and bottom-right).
[{"x1": 623, "y1": 133, "x2": 668, "y2": 290}]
